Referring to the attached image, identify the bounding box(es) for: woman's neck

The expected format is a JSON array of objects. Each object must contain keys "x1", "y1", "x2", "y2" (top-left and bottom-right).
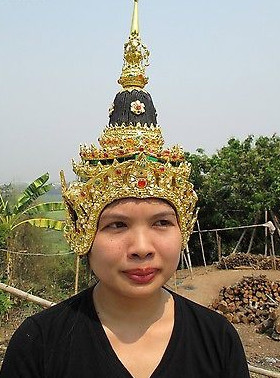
[{"x1": 93, "y1": 283, "x2": 172, "y2": 327}]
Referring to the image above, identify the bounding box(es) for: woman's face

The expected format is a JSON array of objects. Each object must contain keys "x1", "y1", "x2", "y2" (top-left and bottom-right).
[{"x1": 88, "y1": 198, "x2": 182, "y2": 299}]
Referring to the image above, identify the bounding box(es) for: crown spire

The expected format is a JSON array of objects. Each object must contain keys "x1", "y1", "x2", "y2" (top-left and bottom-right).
[
  {"x1": 130, "y1": 0, "x2": 139, "y2": 35},
  {"x1": 118, "y1": 0, "x2": 150, "y2": 89}
]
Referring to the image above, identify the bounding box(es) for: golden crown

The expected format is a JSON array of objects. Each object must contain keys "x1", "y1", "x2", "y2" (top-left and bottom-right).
[
  {"x1": 61, "y1": 152, "x2": 197, "y2": 256},
  {"x1": 60, "y1": 0, "x2": 197, "y2": 255}
]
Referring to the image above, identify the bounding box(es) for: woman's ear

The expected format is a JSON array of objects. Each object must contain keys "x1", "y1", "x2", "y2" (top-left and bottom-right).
[{"x1": 86, "y1": 253, "x2": 99, "y2": 286}]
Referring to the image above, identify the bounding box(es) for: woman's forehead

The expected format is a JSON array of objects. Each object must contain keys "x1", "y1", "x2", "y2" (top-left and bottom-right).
[{"x1": 100, "y1": 198, "x2": 176, "y2": 216}]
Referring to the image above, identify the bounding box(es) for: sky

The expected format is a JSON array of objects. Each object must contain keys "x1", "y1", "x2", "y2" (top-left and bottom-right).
[{"x1": 1, "y1": 0, "x2": 279, "y2": 184}]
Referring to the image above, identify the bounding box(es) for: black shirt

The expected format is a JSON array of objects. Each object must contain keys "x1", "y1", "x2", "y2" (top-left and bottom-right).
[{"x1": 0, "y1": 287, "x2": 249, "y2": 377}]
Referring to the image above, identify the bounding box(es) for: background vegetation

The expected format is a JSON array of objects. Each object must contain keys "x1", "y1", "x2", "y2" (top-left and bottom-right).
[
  {"x1": 186, "y1": 134, "x2": 280, "y2": 263},
  {"x1": 0, "y1": 134, "x2": 279, "y2": 317}
]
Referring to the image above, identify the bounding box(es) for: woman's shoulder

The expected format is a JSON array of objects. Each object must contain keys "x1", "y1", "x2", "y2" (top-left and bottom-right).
[
  {"x1": 171, "y1": 290, "x2": 233, "y2": 329},
  {"x1": 20, "y1": 287, "x2": 94, "y2": 333},
  {"x1": 171, "y1": 290, "x2": 243, "y2": 350},
  {"x1": 2, "y1": 287, "x2": 96, "y2": 376}
]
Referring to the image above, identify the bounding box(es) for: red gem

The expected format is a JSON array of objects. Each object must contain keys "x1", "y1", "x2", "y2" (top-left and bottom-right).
[
  {"x1": 137, "y1": 179, "x2": 147, "y2": 188},
  {"x1": 159, "y1": 166, "x2": 165, "y2": 173},
  {"x1": 104, "y1": 152, "x2": 109, "y2": 158},
  {"x1": 139, "y1": 146, "x2": 144, "y2": 152},
  {"x1": 81, "y1": 192, "x2": 86, "y2": 197},
  {"x1": 115, "y1": 169, "x2": 122, "y2": 175},
  {"x1": 172, "y1": 155, "x2": 177, "y2": 159},
  {"x1": 119, "y1": 150, "x2": 124, "y2": 155}
]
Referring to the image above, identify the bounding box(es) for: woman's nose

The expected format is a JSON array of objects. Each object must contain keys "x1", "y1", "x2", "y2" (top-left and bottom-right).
[{"x1": 127, "y1": 229, "x2": 155, "y2": 259}]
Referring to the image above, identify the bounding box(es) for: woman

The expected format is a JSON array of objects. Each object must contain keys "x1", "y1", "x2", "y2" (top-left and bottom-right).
[
  {"x1": 1, "y1": 1, "x2": 250, "y2": 376},
  {"x1": 1, "y1": 197, "x2": 249, "y2": 377}
]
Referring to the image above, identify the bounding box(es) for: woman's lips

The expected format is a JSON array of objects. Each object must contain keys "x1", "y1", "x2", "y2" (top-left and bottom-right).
[{"x1": 123, "y1": 268, "x2": 158, "y2": 284}]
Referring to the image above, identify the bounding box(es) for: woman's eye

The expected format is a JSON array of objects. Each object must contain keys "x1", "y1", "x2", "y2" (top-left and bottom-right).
[
  {"x1": 154, "y1": 219, "x2": 172, "y2": 227},
  {"x1": 107, "y1": 221, "x2": 127, "y2": 229}
]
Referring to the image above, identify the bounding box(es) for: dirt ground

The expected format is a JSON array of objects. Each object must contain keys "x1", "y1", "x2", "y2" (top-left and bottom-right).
[
  {"x1": 1, "y1": 265, "x2": 280, "y2": 376},
  {"x1": 168, "y1": 266, "x2": 280, "y2": 376}
]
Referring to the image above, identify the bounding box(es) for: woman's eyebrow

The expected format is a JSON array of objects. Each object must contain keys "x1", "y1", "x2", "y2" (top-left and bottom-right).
[
  {"x1": 151, "y1": 211, "x2": 177, "y2": 219},
  {"x1": 99, "y1": 213, "x2": 129, "y2": 222}
]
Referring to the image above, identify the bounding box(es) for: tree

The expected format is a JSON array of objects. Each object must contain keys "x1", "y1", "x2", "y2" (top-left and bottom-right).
[
  {"x1": 185, "y1": 135, "x2": 280, "y2": 262},
  {"x1": 201, "y1": 135, "x2": 280, "y2": 228}
]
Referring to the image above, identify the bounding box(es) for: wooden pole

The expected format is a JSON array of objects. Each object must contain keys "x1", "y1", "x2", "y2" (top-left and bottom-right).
[
  {"x1": 180, "y1": 249, "x2": 188, "y2": 270},
  {"x1": 74, "y1": 254, "x2": 80, "y2": 295},
  {"x1": 232, "y1": 229, "x2": 246, "y2": 254},
  {"x1": 264, "y1": 209, "x2": 268, "y2": 256},
  {"x1": 246, "y1": 216, "x2": 258, "y2": 254},
  {"x1": 6, "y1": 238, "x2": 13, "y2": 285},
  {"x1": 196, "y1": 219, "x2": 207, "y2": 268},
  {"x1": 270, "y1": 209, "x2": 280, "y2": 238},
  {"x1": 270, "y1": 232, "x2": 277, "y2": 270},
  {"x1": 182, "y1": 253, "x2": 189, "y2": 270},
  {"x1": 248, "y1": 364, "x2": 280, "y2": 377},
  {"x1": 6, "y1": 250, "x2": 12, "y2": 284},
  {"x1": 0, "y1": 282, "x2": 55, "y2": 308},
  {"x1": 215, "y1": 231, "x2": 222, "y2": 262},
  {"x1": 180, "y1": 249, "x2": 185, "y2": 270},
  {"x1": 185, "y1": 245, "x2": 193, "y2": 279}
]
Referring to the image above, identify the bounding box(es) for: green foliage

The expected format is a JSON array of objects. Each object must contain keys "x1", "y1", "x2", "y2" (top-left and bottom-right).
[
  {"x1": 13, "y1": 173, "x2": 52, "y2": 214},
  {"x1": 23, "y1": 202, "x2": 65, "y2": 216},
  {"x1": 0, "y1": 223, "x2": 9, "y2": 249},
  {"x1": 0, "y1": 176, "x2": 68, "y2": 306},
  {"x1": 201, "y1": 135, "x2": 280, "y2": 227},
  {"x1": 184, "y1": 148, "x2": 211, "y2": 191},
  {"x1": 0, "y1": 173, "x2": 65, "y2": 243},
  {"x1": 3, "y1": 222, "x2": 77, "y2": 303},
  {"x1": 0, "y1": 292, "x2": 12, "y2": 316},
  {"x1": 17, "y1": 218, "x2": 64, "y2": 231},
  {"x1": 186, "y1": 135, "x2": 280, "y2": 263}
]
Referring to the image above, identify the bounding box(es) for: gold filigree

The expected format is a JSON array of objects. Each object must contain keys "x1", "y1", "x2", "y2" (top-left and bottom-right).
[
  {"x1": 118, "y1": 0, "x2": 149, "y2": 89},
  {"x1": 61, "y1": 153, "x2": 197, "y2": 255},
  {"x1": 77, "y1": 124, "x2": 185, "y2": 166}
]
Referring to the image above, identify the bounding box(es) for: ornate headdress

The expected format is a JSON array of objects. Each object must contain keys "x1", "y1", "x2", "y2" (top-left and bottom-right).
[{"x1": 61, "y1": 0, "x2": 197, "y2": 255}]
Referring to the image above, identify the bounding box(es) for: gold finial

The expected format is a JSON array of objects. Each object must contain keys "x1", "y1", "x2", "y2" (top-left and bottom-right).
[
  {"x1": 118, "y1": 0, "x2": 150, "y2": 89},
  {"x1": 130, "y1": 0, "x2": 139, "y2": 35}
]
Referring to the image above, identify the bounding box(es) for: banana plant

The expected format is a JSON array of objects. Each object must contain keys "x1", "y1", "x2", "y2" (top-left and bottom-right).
[{"x1": 0, "y1": 173, "x2": 65, "y2": 238}]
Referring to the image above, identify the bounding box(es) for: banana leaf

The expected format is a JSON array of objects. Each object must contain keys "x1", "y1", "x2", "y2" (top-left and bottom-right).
[
  {"x1": 12, "y1": 218, "x2": 65, "y2": 231},
  {"x1": 0, "y1": 215, "x2": 8, "y2": 224},
  {"x1": 13, "y1": 173, "x2": 52, "y2": 214},
  {"x1": 0, "y1": 194, "x2": 7, "y2": 213},
  {"x1": 22, "y1": 202, "x2": 65, "y2": 216}
]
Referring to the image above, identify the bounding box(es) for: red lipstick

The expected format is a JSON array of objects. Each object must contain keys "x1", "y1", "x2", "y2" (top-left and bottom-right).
[{"x1": 123, "y1": 268, "x2": 158, "y2": 284}]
